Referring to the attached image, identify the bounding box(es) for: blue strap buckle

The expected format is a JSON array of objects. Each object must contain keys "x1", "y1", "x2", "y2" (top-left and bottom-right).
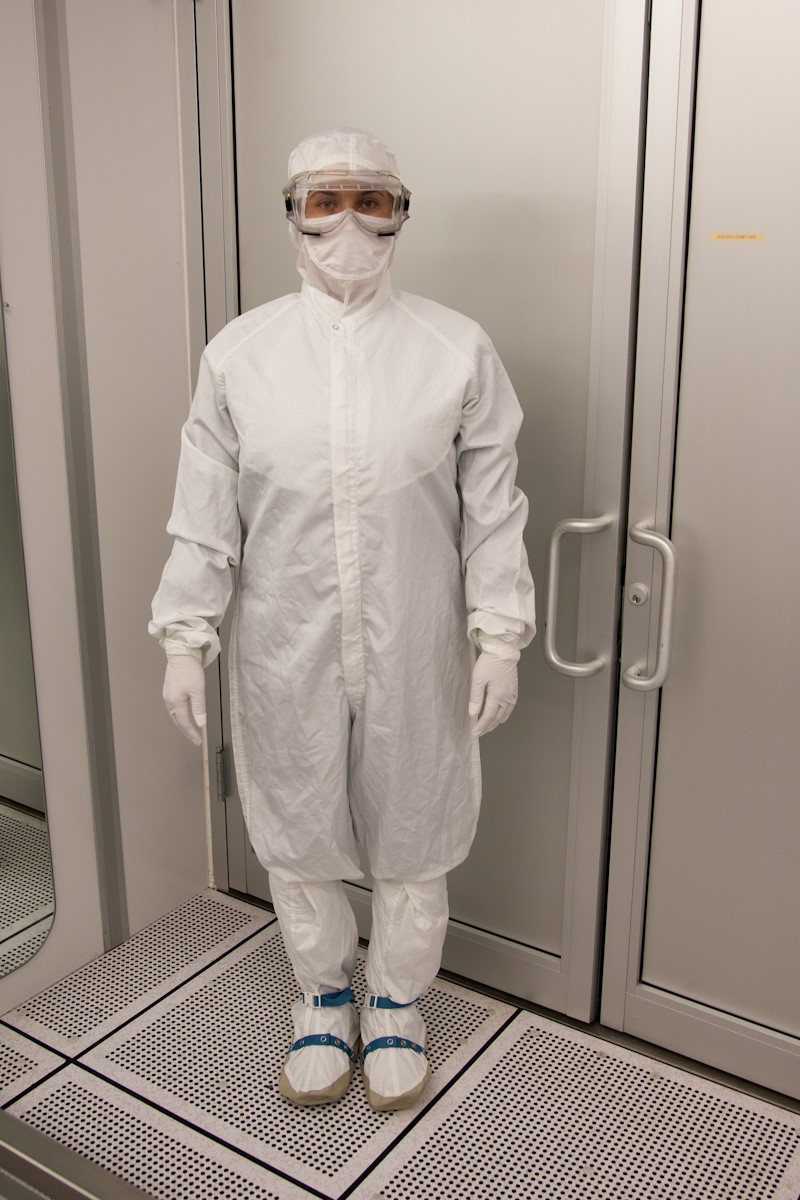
[
  {"x1": 364, "y1": 993, "x2": 419, "y2": 1010},
  {"x1": 301, "y1": 987, "x2": 355, "y2": 1008},
  {"x1": 361, "y1": 1035, "x2": 426, "y2": 1062},
  {"x1": 289, "y1": 1033, "x2": 357, "y2": 1063}
]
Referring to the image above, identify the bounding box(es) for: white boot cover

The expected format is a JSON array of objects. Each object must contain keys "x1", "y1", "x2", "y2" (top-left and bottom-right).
[
  {"x1": 280, "y1": 992, "x2": 361, "y2": 1106},
  {"x1": 269, "y1": 876, "x2": 361, "y2": 1105},
  {"x1": 360, "y1": 998, "x2": 430, "y2": 1110},
  {"x1": 361, "y1": 877, "x2": 448, "y2": 1110}
]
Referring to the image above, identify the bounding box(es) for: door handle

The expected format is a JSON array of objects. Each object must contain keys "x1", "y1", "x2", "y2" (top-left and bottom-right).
[
  {"x1": 622, "y1": 523, "x2": 677, "y2": 691},
  {"x1": 542, "y1": 516, "x2": 612, "y2": 677}
]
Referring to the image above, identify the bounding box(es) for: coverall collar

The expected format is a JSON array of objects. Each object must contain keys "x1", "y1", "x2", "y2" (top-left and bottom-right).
[{"x1": 300, "y1": 276, "x2": 394, "y2": 326}]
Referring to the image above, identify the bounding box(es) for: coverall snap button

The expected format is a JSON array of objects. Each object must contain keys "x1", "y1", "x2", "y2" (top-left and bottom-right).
[{"x1": 331, "y1": 323, "x2": 340, "y2": 330}]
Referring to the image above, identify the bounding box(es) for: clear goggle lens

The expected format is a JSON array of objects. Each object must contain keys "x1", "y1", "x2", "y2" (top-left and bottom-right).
[{"x1": 283, "y1": 171, "x2": 411, "y2": 236}]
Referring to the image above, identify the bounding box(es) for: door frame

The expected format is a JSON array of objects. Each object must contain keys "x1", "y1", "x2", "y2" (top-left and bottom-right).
[
  {"x1": 191, "y1": 0, "x2": 651, "y2": 1023},
  {"x1": 601, "y1": 0, "x2": 800, "y2": 1101},
  {"x1": 0, "y1": 0, "x2": 108, "y2": 1010}
]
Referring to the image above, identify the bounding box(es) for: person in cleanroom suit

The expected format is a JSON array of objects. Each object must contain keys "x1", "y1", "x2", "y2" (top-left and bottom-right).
[{"x1": 150, "y1": 128, "x2": 536, "y2": 1110}]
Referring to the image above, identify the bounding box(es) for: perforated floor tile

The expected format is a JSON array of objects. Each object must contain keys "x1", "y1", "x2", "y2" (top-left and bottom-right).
[
  {"x1": 0, "y1": 804, "x2": 54, "y2": 941},
  {"x1": 363, "y1": 1011, "x2": 800, "y2": 1200},
  {"x1": 7, "y1": 1066, "x2": 310, "y2": 1200},
  {"x1": 0, "y1": 1022, "x2": 65, "y2": 1106},
  {"x1": 0, "y1": 916, "x2": 54, "y2": 979},
  {"x1": 82, "y1": 921, "x2": 513, "y2": 1195},
  {"x1": 3, "y1": 891, "x2": 271, "y2": 1055}
]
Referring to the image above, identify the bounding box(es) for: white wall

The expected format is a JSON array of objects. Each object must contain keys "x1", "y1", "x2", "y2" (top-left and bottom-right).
[
  {"x1": 0, "y1": 0, "x2": 105, "y2": 1009},
  {"x1": 60, "y1": 0, "x2": 209, "y2": 932},
  {"x1": 0, "y1": 0, "x2": 211, "y2": 1013}
]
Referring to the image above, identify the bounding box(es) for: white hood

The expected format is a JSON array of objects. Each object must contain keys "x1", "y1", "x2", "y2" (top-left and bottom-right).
[{"x1": 287, "y1": 127, "x2": 402, "y2": 315}]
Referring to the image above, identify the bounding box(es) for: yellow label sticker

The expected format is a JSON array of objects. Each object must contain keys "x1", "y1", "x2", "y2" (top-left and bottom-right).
[{"x1": 711, "y1": 232, "x2": 765, "y2": 241}]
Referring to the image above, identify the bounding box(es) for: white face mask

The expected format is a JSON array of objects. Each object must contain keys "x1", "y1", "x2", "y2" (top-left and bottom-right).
[{"x1": 305, "y1": 211, "x2": 396, "y2": 282}]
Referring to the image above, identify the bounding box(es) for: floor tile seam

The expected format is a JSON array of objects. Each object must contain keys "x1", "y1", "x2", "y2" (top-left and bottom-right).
[
  {"x1": 0, "y1": 928, "x2": 51, "y2": 944},
  {"x1": 0, "y1": 1019, "x2": 71, "y2": 1064},
  {"x1": 69, "y1": 1061, "x2": 335, "y2": 1200},
  {"x1": 0, "y1": 912, "x2": 55, "y2": 950},
  {"x1": 1, "y1": 1058, "x2": 71, "y2": 1111},
  {"x1": 336, "y1": 1006, "x2": 524, "y2": 1200},
  {"x1": 8, "y1": 917, "x2": 277, "y2": 1061},
  {"x1": 7, "y1": 1029, "x2": 795, "y2": 1200},
  {"x1": 439, "y1": 969, "x2": 800, "y2": 1117},
  {"x1": 0, "y1": 926, "x2": 50, "y2": 955},
  {"x1": 73, "y1": 916, "x2": 279, "y2": 1055},
  {"x1": 71, "y1": 1008, "x2": 525, "y2": 1200}
]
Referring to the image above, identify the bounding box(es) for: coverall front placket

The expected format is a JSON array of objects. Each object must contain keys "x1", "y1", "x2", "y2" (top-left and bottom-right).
[{"x1": 328, "y1": 317, "x2": 367, "y2": 716}]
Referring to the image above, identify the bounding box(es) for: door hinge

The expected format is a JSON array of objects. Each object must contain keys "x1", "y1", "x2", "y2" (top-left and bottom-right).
[{"x1": 215, "y1": 746, "x2": 228, "y2": 803}]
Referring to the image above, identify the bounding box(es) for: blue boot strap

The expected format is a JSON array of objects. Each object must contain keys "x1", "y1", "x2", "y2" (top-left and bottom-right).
[
  {"x1": 361, "y1": 1035, "x2": 426, "y2": 1061},
  {"x1": 289, "y1": 1033, "x2": 357, "y2": 1063},
  {"x1": 364, "y1": 993, "x2": 419, "y2": 1009},
  {"x1": 300, "y1": 988, "x2": 355, "y2": 1007}
]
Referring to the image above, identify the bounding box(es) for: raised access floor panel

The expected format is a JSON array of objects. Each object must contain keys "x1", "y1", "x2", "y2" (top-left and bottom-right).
[{"x1": 0, "y1": 890, "x2": 798, "y2": 1199}]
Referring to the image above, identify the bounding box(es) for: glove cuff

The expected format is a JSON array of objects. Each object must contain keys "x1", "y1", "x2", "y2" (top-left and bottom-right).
[
  {"x1": 475, "y1": 631, "x2": 521, "y2": 662},
  {"x1": 162, "y1": 638, "x2": 205, "y2": 663}
]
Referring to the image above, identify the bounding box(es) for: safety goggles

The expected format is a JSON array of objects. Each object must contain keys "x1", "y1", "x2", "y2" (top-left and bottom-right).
[{"x1": 283, "y1": 170, "x2": 411, "y2": 236}]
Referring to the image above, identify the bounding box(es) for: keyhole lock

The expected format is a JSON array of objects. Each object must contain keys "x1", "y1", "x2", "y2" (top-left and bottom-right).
[{"x1": 627, "y1": 584, "x2": 650, "y2": 606}]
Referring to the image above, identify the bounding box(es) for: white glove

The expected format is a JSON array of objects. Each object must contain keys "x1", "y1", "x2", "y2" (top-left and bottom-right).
[
  {"x1": 162, "y1": 644, "x2": 206, "y2": 747},
  {"x1": 469, "y1": 644, "x2": 520, "y2": 737}
]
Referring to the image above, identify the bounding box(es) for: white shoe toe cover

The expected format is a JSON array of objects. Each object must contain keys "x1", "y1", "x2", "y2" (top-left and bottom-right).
[
  {"x1": 280, "y1": 1000, "x2": 360, "y2": 1104},
  {"x1": 360, "y1": 1004, "x2": 431, "y2": 1109}
]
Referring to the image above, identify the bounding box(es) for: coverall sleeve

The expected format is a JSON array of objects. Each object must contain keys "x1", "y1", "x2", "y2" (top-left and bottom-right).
[
  {"x1": 149, "y1": 352, "x2": 241, "y2": 666},
  {"x1": 456, "y1": 338, "x2": 536, "y2": 650}
]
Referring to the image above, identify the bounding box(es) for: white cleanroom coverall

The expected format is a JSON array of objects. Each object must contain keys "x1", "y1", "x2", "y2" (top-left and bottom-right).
[
  {"x1": 150, "y1": 279, "x2": 536, "y2": 882},
  {"x1": 152, "y1": 125, "x2": 535, "y2": 1107}
]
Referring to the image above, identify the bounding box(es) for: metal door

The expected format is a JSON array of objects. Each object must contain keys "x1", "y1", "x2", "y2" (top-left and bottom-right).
[
  {"x1": 603, "y1": 0, "x2": 800, "y2": 1098},
  {"x1": 194, "y1": 0, "x2": 649, "y2": 1020}
]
